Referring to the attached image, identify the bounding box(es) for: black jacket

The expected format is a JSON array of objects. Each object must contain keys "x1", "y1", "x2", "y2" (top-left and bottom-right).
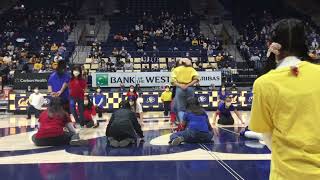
[{"x1": 106, "y1": 108, "x2": 144, "y2": 141}]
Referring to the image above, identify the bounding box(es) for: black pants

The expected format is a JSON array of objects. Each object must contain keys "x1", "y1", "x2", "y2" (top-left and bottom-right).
[
  {"x1": 163, "y1": 101, "x2": 171, "y2": 116},
  {"x1": 96, "y1": 107, "x2": 103, "y2": 118},
  {"x1": 32, "y1": 132, "x2": 74, "y2": 146},
  {"x1": 27, "y1": 105, "x2": 41, "y2": 118},
  {"x1": 83, "y1": 120, "x2": 94, "y2": 128},
  {"x1": 218, "y1": 115, "x2": 234, "y2": 125}
]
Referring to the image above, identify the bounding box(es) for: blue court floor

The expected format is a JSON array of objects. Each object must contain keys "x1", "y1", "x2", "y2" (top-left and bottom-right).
[{"x1": 0, "y1": 112, "x2": 271, "y2": 180}]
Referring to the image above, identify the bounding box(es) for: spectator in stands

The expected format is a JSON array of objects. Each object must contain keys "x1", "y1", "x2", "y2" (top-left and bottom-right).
[
  {"x1": 33, "y1": 60, "x2": 43, "y2": 72},
  {"x1": 3, "y1": 54, "x2": 12, "y2": 64},
  {"x1": 112, "y1": 48, "x2": 119, "y2": 57},
  {"x1": 120, "y1": 47, "x2": 128, "y2": 58},
  {"x1": 54, "y1": 54, "x2": 63, "y2": 62},
  {"x1": 51, "y1": 43, "x2": 59, "y2": 52},
  {"x1": 192, "y1": 38, "x2": 199, "y2": 46},
  {"x1": 123, "y1": 59, "x2": 133, "y2": 71},
  {"x1": 27, "y1": 87, "x2": 45, "y2": 120},
  {"x1": 106, "y1": 100, "x2": 144, "y2": 148},
  {"x1": 58, "y1": 43, "x2": 66, "y2": 55},
  {"x1": 32, "y1": 97, "x2": 86, "y2": 146},
  {"x1": 311, "y1": 38, "x2": 319, "y2": 49},
  {"x1": 142, "y1": 65, "x2": 149, "y2": 72},
  {"x1": 48, "y1": 61, "x2": 70, "y2": 113}
]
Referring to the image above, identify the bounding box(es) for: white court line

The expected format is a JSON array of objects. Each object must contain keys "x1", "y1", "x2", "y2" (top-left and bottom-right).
[
  {"x1": 219, "y1": 127, "x2": 241, "y2": 135},
  {"x1": 200, "y1": 143, "x2": 245, "y2": 180}
]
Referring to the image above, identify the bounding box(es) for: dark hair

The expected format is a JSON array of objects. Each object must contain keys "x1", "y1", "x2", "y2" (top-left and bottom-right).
[
  {"x1": 57, "y1": 60, "x2": 66, "y2": 72},
  {"x1": 264, "y1": 19, "x2": 308, "y2": 74},
  {"x1": 71, "y1": 65, "x2": 83, "y2": 79},
  {"x1": 186, "y1": 97, "x2": 205, "y2": 115},
  {"x1": 84, "y1": 95, "x2": 93, "y2": 109},
  {"x1": 48, "y1": 97, "x2": 67, "y2": 119},
  {"x1": 120, "y1": 100, "x2": 131, "y2": 109}
]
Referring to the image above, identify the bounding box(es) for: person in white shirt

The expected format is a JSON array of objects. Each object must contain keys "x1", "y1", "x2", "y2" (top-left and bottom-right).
[
  {"x1": 27, "y1": 87, "x2": 45, "y2": 119},
  {"x1": 128, "y1": 96, "x2": 143, "y2": 124},
  {"x1": 53, "y1": 54, "x2": 63, "y2": 62},
  {"x1": 311, "y1": 38, "x2": 319, "y2": 49}
]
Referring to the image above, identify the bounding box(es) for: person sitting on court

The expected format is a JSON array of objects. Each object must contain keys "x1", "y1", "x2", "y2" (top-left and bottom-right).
[
  {"x1": 27, "y1": 87, "x2": 45, "y2": 120},
  {"x1": 32, "y1": 97, "x2": 87, "y2": 146},
  {"x1": 212, "y1": 96, "x2": 245, "y2": 125},
  {"x1": 80, "y1": 95, "x2": 99, "y2": 128},
  {"x1": 169, "y1": 97, "x2": 214, "y2": 146},
  {"x1": 106, "y1": 100, "x2": 144, "y2": 148}
]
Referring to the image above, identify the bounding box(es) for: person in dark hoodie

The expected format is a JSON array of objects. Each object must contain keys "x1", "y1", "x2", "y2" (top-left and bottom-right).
[{"x1": 106, "y1": 100, "x2": 144, "y2": 148}]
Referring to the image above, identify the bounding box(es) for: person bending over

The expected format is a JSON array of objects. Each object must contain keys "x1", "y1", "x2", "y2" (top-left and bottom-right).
[
  {"x1": 212, "y1": 96, "x2": 245, "y2": 126},
  {"x1": 106, "y1": 100, "x2": 144, "y2": 148}
]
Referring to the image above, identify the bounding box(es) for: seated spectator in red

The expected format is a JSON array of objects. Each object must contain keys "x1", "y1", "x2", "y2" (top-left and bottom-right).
[{"x1": 78, "y1": 95, "x2": 99, "y2": 128}]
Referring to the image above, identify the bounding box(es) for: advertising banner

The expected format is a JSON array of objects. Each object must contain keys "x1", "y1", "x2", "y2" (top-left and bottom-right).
[{"x1": 92, "y1": 71, "x2": 222, "y2": 87}]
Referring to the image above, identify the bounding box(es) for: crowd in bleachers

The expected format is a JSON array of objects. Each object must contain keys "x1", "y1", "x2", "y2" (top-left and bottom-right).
[
  {"x1": 84, "y1": 10, "x2": 236, "y2": 75},
  {"x1": 237, "y1": 11, "x2": 320, "y2": 70},
  {"x1": 107, "y1": 11, "x2": 223, "y2": 56},
  {"x1": 0, "y1": 4, "x2": 76, "y2": 85}
]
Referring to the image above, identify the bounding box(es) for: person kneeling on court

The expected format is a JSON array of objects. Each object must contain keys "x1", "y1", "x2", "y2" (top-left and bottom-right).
[
  {"x1": 106, "y1": 100, "x2": 144, "y2": 148},
  {"x1": 212, "y1": 96, "x2": 245, "y2": 125},
  {"x1": 32, "y1": 97, "x2": 87, "y2": 146},
  {"x1": 169, "y1": 97, "x2": 214, "y2": 146}
]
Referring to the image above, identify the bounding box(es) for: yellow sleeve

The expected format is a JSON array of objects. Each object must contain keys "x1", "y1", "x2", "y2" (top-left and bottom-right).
[
  {"x1": 160, "y1": 92, "x2": 164, "y2": 100},
  {"x1": 249, "y1": 79, "x2": 273, "y2": 133},
  {"x1": 191, "y1": 68, "x2": 200, "y2": 81},
  {"x1": 171, "y1": 68, "x2": 178, "y2": 83}
]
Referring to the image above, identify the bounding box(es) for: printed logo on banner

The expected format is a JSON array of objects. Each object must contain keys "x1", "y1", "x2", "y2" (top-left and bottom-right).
[
  {"x1": 229, "y1": 92, "x2": 240, "y2": 104},
  {"x1": 96, "y1": 74, "x2": 108, "y2": 86},
  {"x1": 142, "y1": 95, "x2": 158, "y2": 106},
  {"x1": 195, "y1": 94, "x2": 210, "y2": 105},
  {"x1": 17, "y1": 97, "x2": 28, "y2": 108},
  {"x1": 244, "y1": 92, "x2": 253, "y2": 105}
]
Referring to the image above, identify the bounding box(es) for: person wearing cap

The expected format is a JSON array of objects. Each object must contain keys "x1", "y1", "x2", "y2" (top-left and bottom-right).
[
  {"x1": 160, "y1": 85, "x2": 172, "y2": 116},
  {"x1": 128, "y1": 95, "x2": 143, "y2": 123},
  {"x1": 171, "y1": 58, "x2": 199, "y2": 122}
]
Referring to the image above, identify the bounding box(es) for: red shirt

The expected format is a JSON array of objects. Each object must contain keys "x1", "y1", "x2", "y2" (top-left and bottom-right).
[
  {"x1": 126, "y1": 91, "x2": 138, "y2": 98},
  {"x1": 69, "y1": 78, "x2": 87, "y2": 99},
  {"x1": 35, "y1": 110, "x2": 72, "y2": 139},
  {"x1": 83, "y1": 106, "x2": 96, "y2": 121}
]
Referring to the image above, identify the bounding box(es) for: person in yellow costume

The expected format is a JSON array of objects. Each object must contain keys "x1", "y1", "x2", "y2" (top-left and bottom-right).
[
  {"x1": 249, "y1": 19, "x2": 320, "y2": 180},
  {"x1": 171, "y1": 58, "x2": 199, "y2": 122}
]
